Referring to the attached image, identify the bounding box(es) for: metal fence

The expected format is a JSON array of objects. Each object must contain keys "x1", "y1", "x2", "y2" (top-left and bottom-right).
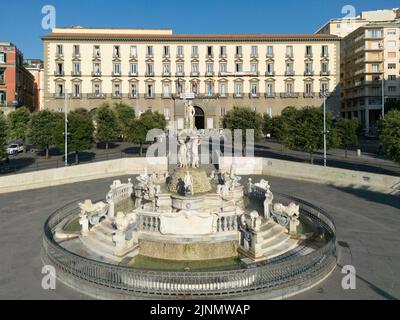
[{"x1": 41, "y1": 193, "x2": 337, "y2": 299}]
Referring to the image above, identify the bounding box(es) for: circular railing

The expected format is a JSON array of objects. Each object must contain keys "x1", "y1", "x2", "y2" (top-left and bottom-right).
[{"x1": 42, "y1": 193, "x2": 337, "y2": 299}]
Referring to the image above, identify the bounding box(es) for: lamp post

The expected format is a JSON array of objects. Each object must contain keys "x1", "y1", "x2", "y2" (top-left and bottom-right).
[
  {"x1": 64, "y1": 89, "x2": 69, "y2": 167},
  {"x1": 321, "y1": 88, "x2": 329, "y2": 167},
  {"x1": 381, "y1": 73, "x2": 385, "y2": 119}
]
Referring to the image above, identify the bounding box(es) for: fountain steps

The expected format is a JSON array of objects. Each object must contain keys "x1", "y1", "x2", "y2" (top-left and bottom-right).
[{"x1": 262, "y1": 239, "x2": 299, "y2": 259}]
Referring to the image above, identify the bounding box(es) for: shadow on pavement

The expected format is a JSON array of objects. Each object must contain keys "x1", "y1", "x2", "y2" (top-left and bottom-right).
[{"x1": 331, "y1": 185, "x2": 400, "y2": 210}]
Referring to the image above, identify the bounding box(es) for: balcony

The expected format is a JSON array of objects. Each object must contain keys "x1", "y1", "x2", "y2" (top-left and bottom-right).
[
  {"x1": 162, "y1": 54, "x2": 170, "y2": 59},
  {"x1": 234, "y1": 53, "x2": 242, "y2": 59},
  {"x1": 162, "y1": 71, "x2": 171, "y2": 77},
  {"x1": 71, "y1": 94, "x2": 81, "y2": 99},
  {"x1": 206, "y1": 54, "x2": 214, "y2": 59},
  {"x1": 320, "y1": 71, "x2": 330, "y2": 76},
  {"x1": 219, "y1": 93, "x2": 228, "y2": 98},
  {"x1": 128, "y1": 93, "x2": 138, "y2": 99},
  {"x1": 92, "y1": 53, "x2": 101, "y2": 59},
  {"x1": 87, "y1": 93, "x2": 106, "y2": 99},
  {"x1": 303, "y1": 92, "x2": 315, "y2": 98},
  {"x1": 196, "y1": 93, "x2": 219, "y2": 99},
  {"x1": 71, "y1": 71, "x2": 81, "y2": 77},
  {"x1": 304, "y1": 71, "x2": 314, "y2": 76},
  {"x1": 305, "y1": 53, "x2": 313, "y2": 59},
  {"x1": 176, "y1": 54, "x2": 184, "y2": 59},
  {"x1": 129, "y1": 71, "x2": 138, "y2": 77},
  {"x1": 190, "y1": 71, "x2": 199, "y2": 77},
  {"x1": 54, "y1": 71, "x2": 64, "y2": 76},
  {"x1": 265, "y1": 71, "x2": 275, "y2": 77},
  {"x1": 162, "y1": 93, "x2": 172, "y2": 99},
  {"x1": 284, "y1": 71, "x2": 295, "y2": 76},
  {"x1": 321, "y1": 53, "x2": 329, "y2": 59},
  {"x1": 111, "y1": 93, "x2": 122, "y2": 99},
  {"x1": 112, "y1": 71, "x2": 121, "y2": 77},
  {"x1": 53, "y1": 93, "x2": 65, "y2": 99},
  {"x1": 250, "y1": 53, "x2": 259, "y2": 59},
  {"x1": 205, "y1": 71, "x2": 214, "y2": 77},
  {"x1": 72, "y1": 53, "x2": 81, "y2": 60},
  {"x1": 55, "y1": 53, "x2": 64, "y2": 59},
  {"x1": 145, "y1": 94, "x2": 155, "y2": 99},
  {"x1": 91, "y1": 71, "x2": 102, "y2": 77},
  {"x1": 145, "y1": 72, "x2": 154, "y2": 77},
  {"x1": 249, "y1": 92, "x2": 260, "y2": 98},
  {"x1": 175, "y1": 72, "x2": 185, "y2": 77},
  {"x1": 233, "y1": 93, "x2": 243, "y2": 98},
  {"x1": 219, "y1": 54, "x2": 227, "y2": 59},
  {"x1": 146, "y1": 54, "x2": 154, "y2": 59},
  {"x1": 191, "y1": 53, "x2": 199, "y2": 59},
  {"x1": 280, "y1": 92, "x2": 300, "y2": 98},
  {"x1": 265, "y1": 92, "x2": 276, "y2": 98},
  {"x1": 285, "y1": 54, "x2": 294, "y2": 59},
  {"x1": 266, "y1": 53, "x2": 274, "y2": 59}
]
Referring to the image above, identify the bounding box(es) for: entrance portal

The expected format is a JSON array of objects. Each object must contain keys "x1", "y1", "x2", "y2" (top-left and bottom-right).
[{"x1": 194, "y1": 106, "x2": 205, "y2": 130}]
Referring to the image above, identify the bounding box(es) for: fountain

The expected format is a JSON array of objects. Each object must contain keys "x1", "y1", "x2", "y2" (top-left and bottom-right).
[{"x1": 42, "y1": 102, "x2": 337, "y2": 299}]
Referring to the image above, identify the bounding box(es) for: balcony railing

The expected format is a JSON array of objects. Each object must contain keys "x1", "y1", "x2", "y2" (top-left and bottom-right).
[
  {"x1": 111, "y1": 93, "x2": 122, "y2": 99},
  {"x1": 219, "y1": 54, "x2": 227, "y2": 59},
  {"x1": 175, "y1": 72, "x2": 185, "y2": 77},
  {"x1": 128, "y1": 93, "x2": 138, "y2": 99},
  {"x1": 145, "y1": 94, "x2": 155, "y2": 99},
  {"x1": 71, "y1": 71, "x2": 81, "y2": 76},
  {"x1": 87, "y1": 93, "x2": 106, "y2": 99},
  {"x1": 92, "y1": 53, "x2": 101, "y2": 59},
  {"x1": 129, "y1": 71, "x2": 138, "y2": 77},
  {"x1": 303, "y1": 92, "x2": 315, "y2": 98},
  {"x1": 161, "y1": 93, "x2": 172, "y2": 99},
  {"x1": 205, "y1": 71, "x2": 214, "y2": 77},
  {"x1": 191, "y1": 53, "x2": 199, "y2": 59},
  {"x1": 265, "y1": 71, "x2": 275, "y2": 76},
  {"x1": 234, "y1": 53, "x2": 242, "y2": 59},
  {"x1": 280, "y1": 92, "x2": 300, "y2": 98},
  {"x1": 249, "y1": 92, "x2": 260, "y2": 98},
  {"x1": 320, "y1": 71, "x2": 330, "y2": 76},
  {"x1": 285, "y1": 71, "x2": 295, "y2": 76},
  {"x1": 266, "y1": 53, "x2": 274, "y2": 59},
  {"x1": 233, "y1": 93, "x2": 243, "y2": 98},
  {"x1": 304, "y1": 71, "x2": 314, "y2": 76},
  {"x1": 145, "y1": 72, "x2": 154, "y2": 77},
  {"x1": 54, "y1": 71, "x2": 64, "y2": 76},
  {"x1": 112, "y1": 71, "x2": 121, "y2": 77},
  {"x1": 162, "y1": 71, "x2": 171, "y2": 77},
  {"x1": 71, "y1": 94, "x2": 81, "y2": 99},
  {"x1": 190, "y1": 71, "x2": 199, "y2": 77},
  {"x1": 305, "y1": 53, "x2": 313, "y2": 59},
  {"x1": 53, "y1": 93, "x2": 65, "y2": 99},
  {"x1": 91, "y1": 71, "x2": 102, "y2": 77},
  {"x1": 265, "y1": 92, "x2": 276, "y2": 98}
]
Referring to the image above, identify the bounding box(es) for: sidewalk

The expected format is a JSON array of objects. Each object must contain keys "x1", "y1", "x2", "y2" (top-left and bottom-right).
[{"x1": 255, "y1": 140, "x2": 400, "y2": 177}]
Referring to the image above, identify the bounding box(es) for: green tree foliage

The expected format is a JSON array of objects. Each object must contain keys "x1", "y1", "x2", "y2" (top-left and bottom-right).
[
  {"x1": 378, "y1": 110, "x2": 400, "y2": 163},
  {"x1": 126, "y1": 110, "x2": 167, "y2": 156},
  {"x1": 28, "y1": 110, "x2": 62, "y2": 159},
  {"x1": 7, "y1": 107, "x2": 31, "y2": 142},
  {"x1": 114, "y1": 102, "x2": 136, "y2": 141},
  {"x1": 0, "y1": 112, "x2": 8, "y2": 160},
  {"x1": 223, "y1": 107, "x2": 263, "y2": 153},
  {"x1": 54, "y1": 110, "x2": 95, "y2": 164},
  {"x1": 280, "y1": 107, "x2": 337, "y2": 164},
  {"x1": 333, "y1": 118, "x2": 360, "y2": 157},
  {"x1": 95, "y1": 104, "x2": 120, "y2": 150}
]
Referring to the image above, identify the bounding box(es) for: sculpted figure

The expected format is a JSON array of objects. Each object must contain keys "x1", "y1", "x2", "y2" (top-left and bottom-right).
[
  {"x1": 183, "y1": 171, "x2": 194, "y2": 195},
  {"x1": 178, "y1": 139, "x2": 187, "y2": 168},
  {"x1": 191, "y1": 136, "x2": 201, "y2": 168},
  {"x1": 186, "y1": 101, "x2": 196, "y2": 129}
]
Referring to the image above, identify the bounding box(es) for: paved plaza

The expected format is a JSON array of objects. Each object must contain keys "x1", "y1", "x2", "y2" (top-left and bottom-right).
[{"x1": 0, "y1": 174, "x2": 399, "y2": 300}]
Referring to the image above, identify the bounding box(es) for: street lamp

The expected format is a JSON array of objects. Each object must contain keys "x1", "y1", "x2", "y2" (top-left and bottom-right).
[
  {"x1": 64, "y1": 89, "x2": 69, "y2": 167},
  {"x1": 321, "y1": 88, "x2": 329, "y2": 167},
  {"x1": 381, "y1": 73, "x2": 385, "y2": 119}
]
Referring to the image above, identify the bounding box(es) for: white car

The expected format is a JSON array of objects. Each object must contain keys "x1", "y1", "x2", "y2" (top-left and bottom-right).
[{"x1": 7, "y1": 143, "x2": 24, "y2": 155}]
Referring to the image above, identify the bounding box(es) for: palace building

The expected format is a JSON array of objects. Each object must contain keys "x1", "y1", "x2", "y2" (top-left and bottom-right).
[{"x1": 42, "y1": 27, "x2": 340, "y2": 129}]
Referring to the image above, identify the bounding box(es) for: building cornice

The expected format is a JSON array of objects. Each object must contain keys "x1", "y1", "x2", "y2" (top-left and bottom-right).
[{"x1": 42, "y1": 33, "x2": 340, "y2": 42}]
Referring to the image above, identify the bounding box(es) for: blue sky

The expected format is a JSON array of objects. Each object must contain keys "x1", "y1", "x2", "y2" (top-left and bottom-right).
[{"x1": 0, "y1": 0, "x2": 398, "y2": 59}]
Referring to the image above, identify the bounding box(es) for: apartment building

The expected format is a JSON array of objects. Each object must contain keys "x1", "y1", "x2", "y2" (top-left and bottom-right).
[
  {"x1": 42, "y1": 27, "x2": 340, "y2": 129},
  {"x1": 25, "y1": 59, "x2": 45, "y2": 111},
  {"x1": 0, "y1": 42, "x2": 35, "y2": 112},
  {"x1": 340, "y1": 22, "x2": 400, "y2": 133}
]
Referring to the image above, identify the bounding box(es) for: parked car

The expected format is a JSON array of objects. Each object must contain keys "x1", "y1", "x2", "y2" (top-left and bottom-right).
[{"x1": 6, "y1": 143, "x2": 24, "y2": 155}]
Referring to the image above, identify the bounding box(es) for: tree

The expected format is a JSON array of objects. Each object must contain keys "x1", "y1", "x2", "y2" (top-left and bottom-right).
[
  {"x1": 115, "y1": 102, "x2": 136, "y2": 141},
  {"x1": 7, "y1": 107, "x2": 31, "y2": 142},
  {"x1": 282, "y1": 107, "x2": 336, "y2": 164},
  {"x1": 0, "y1": 113, "x2": 8, "y2": 160},
  {"x1": 95, "y1": 104, "x2": 119, "y2": 150},
  {"x1": 334, "y1": 118, "x2": 360, "y2": 157},
  {"x1": 223, "y1": 107, "x2": 263, "y2": 154},
  {"x1": 378, "y1": 110, "x2": 400, "y2": 163},
  {"x1": 54, "y1": 110, "x2": 94, "y2": 164},
  {"x1": 126, "y1": 110, "x2": 167, "y2": 156},
  {"x1": 28, "y1": 110, "x2": 62, "y2": 159}
]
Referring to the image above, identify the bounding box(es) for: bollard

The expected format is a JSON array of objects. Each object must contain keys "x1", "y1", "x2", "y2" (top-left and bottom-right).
[{"x1": 357, "y1": 149, "x2": 361, "y2": 157}]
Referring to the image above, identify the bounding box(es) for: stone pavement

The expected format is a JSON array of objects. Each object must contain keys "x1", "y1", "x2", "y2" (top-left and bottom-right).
[{"x1": 0, "y1": 174, "x2": 399, "y2": 300}]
